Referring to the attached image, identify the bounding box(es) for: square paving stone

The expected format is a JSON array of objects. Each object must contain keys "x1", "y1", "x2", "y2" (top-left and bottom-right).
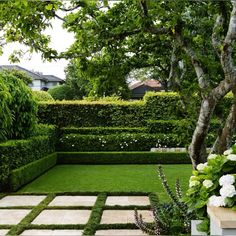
[
  {"x1": 0, "y1": 209, "x2": 31, "y2": 225},
  {"x1": 21, "y1": 230, "x2": 83, "y2": 235},
  {"x1": 32, "y1": 210, "x2": 91, "y2": 225},
  {"x1": 100, "y1": 210, "x2": 153, "y2": 224},
  {"x1": 95, "y1": 229, "x2": 147, "y2": 235},
  {"x1": 105, "y1": 196, "x2": 150, "y2": 206},
  {"x1": 0, "y1": 230, "x2": 9, "y2": 236},
  {"x1": 0, "y1": 195, "x2": 46, "y2": 207},
  {"x1": 49, "y1": 196, "x2": 97, "y2": 206}
]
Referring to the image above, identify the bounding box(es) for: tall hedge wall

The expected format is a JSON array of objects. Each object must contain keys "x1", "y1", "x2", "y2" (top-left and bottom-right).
[{"x1": 38, "y1": 92, "x2": 233, "y2": 127}]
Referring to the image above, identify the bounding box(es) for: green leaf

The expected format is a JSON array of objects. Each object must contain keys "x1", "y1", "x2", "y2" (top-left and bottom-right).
[{"x1": 45, "y1": 4, "x2": 53, "y2": 11}]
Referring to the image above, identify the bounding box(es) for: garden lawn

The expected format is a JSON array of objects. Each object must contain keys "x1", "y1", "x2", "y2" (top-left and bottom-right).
[{"x1": 19, "y1": 164, "x2": 192, "y2": 202}]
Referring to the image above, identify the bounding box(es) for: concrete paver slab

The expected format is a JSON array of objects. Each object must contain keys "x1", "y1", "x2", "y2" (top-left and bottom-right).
[
  {"x1": 105, "y1": 196, "x2": 150, "y2": 206},
  {"x1": 21, "y1": 230, "x2": 83, "y2": 235},
  {"x1": 49, "y1": 196, "x2": 97, "y2": 206},
  {"x1": 0, "y1": 230, "x2": 9, "y2": 236},
  {"x1": 100, "y1": 210, "x2": 153, "y2": 224},
  {"x1": 0, "y1": 209, "x2": 31, "y2": 225},
  {"x1": 32, "y1": 210, "x2": 91, "y2": 225},
  {"x1": 0, "y1": 195, "x2": 46, "y2": 207},
  {"x1": 95, "y1": 229, "x2": 147, "y2": 235}
]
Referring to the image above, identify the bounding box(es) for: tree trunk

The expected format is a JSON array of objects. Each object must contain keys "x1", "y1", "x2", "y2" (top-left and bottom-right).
[
  {"x1": 188, "y1": 97, "x2": 217, "y2": 168},
  {"x1": 212, "y1": 87, "x2": 236, "y2": 154}
]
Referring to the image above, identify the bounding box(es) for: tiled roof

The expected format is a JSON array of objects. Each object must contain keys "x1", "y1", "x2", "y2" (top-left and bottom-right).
[
  {"x1": 129, "y1": 79, "x2": 162, "y2": 90},
  {"x1": 44, "y1": 75, "x2": 64, "y2": 82}
]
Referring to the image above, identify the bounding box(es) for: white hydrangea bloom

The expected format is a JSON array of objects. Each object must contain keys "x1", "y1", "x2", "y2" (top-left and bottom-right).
[
  {"x1": 220, "y1": 185, "x2": 236, "y2": 198},
  {"x1": 196, "y1": 162, "x2": 208, "y2": 172},
  {"x1": 227, "y1": 154, "x2": 236, "y2": 161},
  {"x1": 208, "y1": 154, "x2": 218, "y2": 160},
  {"x1": 203, "y1": 179, "x2": 213, "y2": 188},
  {"x1": 219, "y1": 175, "x2": 235, "y2": 186},
  {"x1": 190, "y1": 176, "x2": 196, "y2": 181},
  {"x1": 189, "y1": 180, "x2": 200, "y2": 188},
  {"x1": 208, "y1": 195, "x2": 226, "y2": 207},
  {"x1": 224, "y1": 149, "x2": 233, "y2": 155}
]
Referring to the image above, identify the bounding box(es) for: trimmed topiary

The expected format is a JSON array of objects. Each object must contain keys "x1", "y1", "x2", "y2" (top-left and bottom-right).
[
  {"x1": 48, "y1": 84, "x2": 79, "y2": 100},
  {"x1": 33, "y1": 91, "x2": 54, "y2": 102}
]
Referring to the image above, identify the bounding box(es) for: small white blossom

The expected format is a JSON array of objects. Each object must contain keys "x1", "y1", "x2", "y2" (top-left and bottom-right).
[
  {"x1": 227, "y1": 154, "x2": 236, "y2": 161},
  {"x1": 219, "y1": 175, "x2": 235, "y2": 186},
  {"x1": 220, "y1": 185, "x2": 236, "y2": 198},
  {"x1": 224, "y1": 149, "x2": 233, "y2": 155},
  {"x1": 150, "y1": 148, "x2": 157, "y2": 152},
  {"x1": 203, "y1": 180, "x2": 213, "y2": 188},
  {"x1": 190, "y1": 176, "x2": 196, "y2": 181},
  {"x1": 208, "y1": 154, "x2": 217, "y2": 160},
  {"x1": 189, "y1": 180, "x2": 200, "y2": 188},
  {"x1": 196, "y1": 162, "x2": 208, "y2": 172},
  {"x1": 208, "y1": 195, "x2": 226, "y2": 207}
]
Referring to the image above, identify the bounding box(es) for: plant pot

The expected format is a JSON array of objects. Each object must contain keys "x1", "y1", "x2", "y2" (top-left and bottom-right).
[{"x1": 191, "y1": 220, "x2": 207, "y2": 235}]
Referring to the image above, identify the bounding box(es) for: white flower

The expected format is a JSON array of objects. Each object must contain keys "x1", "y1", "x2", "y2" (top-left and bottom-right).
[
  {"x1": 196, "y1": 162, "x2": 208, "y2": 172},
  {"x1": 219, "y1": 175, "x2": 235, "y2": 186},
  {"x1": 208, "y1": 195, "x2": 226, "y2": 207},
  {"x1": 220, "y1": 185, "x2": 236, "y2": 198},
  {"x1": 203, "y1": 180, "x2": 213, "y2": 188},
  {"x1": 150, "y1": 148, "x2": 157, "y2": 152},
  {"x1": 227, "y1": 154, "x2": 236, "y2": 161},
  {"x1": 208, "y1": 154, "x2": 217, "y2": 160},
  {"x1": 224, "y1": 149, "x2": 233, "y2": 155},
  {"x1": 189, "y1": 180, "x2": 200, "y2": 188},
  {"x1": 190, "y1": 176, "x2": 196, "y2": 181}
]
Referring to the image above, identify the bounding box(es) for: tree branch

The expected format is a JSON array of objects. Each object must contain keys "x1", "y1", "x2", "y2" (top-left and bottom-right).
[{"x1": 59, "y1": 4, "x2": 82, "y2": 12}]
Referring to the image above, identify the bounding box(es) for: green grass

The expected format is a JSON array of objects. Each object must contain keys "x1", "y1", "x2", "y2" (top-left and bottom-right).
[{"x1": 19, "y1": 164, "x2": 192, "y2": 201}]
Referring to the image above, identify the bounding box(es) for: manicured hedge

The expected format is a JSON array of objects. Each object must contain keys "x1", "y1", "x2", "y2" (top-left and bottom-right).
[
  {"x1": 38, "y1": 101, "x2": 145, "y2": 127},
  {"x1": 61, "y1": 127, "x2": 146, "y2": 135},
  {"x1": 9, "y1": 153, "x2": 57, "y2": 191},
  {"x1": 57, "y1": 133, "x2": 184, "y2": 152},
  {"x1": 57, "y1": 152, "x2": 190, "y2": 164}
]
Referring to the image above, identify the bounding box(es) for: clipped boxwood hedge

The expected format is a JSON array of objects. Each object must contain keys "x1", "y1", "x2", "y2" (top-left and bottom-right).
[
  {"x1": 38, "y1": 101, "x2": 145, "y2": 127},
  {"x1": 57, "y1": 151, "x2": 190, "y2": 164},
  {"x1": 9, "y1": 153, "x2": 57, "y2": 191},
  {"x1": 57, "y1": 133, "x2": 184, "y2": 152},
  {"x1": 61, "y1": 127, "x2": 146, "y2": 135}
]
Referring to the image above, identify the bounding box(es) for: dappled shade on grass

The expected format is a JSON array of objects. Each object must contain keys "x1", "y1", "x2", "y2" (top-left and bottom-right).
[{"x1": 19, "y1": 164, "x2": 191, "y2": 202}]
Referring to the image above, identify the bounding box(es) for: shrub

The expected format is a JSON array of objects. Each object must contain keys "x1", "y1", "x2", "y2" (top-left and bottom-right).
[
  {"x1": 38, "y1": 101, "x2": 145, "y2": 127},
  {"x1": 57, "y1": 152, "x2": 190, "y2": 164},
  {"x1": 0, "y1": 134, "x2": 56, "y2": 191},
  {"x1": 9, "y1": 153, "x2": 57, "y2": 191},
  {"x1": 33, "y1": 91, "x2": 54, "y2": 102},
  {"x1": 61, "y1": 127, "x2": 146, "y2": 135},
  {"x1": 8, "y1": 68, "x2": 32, "y2": 85},
  {"x1": 0, "y1": 80, "x2": 12, "y2": 142},
  {"x1": 48, "y1": 84, "x2": 80, "y2": 100},
  {"x1": 57, "y1": 133, "x2": 184, "y2": 152},
  {"x1": 0, "y1": 70, "x2": 38, "y2": 139}
]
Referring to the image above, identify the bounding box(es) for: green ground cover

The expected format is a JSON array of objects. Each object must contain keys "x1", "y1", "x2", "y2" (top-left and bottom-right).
[{"x1": 19, "y1": 164, "x2": 192, "y2": 201}]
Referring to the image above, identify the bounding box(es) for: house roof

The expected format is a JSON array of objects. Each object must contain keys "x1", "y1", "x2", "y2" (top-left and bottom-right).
[
  {"x1": 129, "y1": 79, "x2": 162, "y2": 90},
  {"x1": 44, "y1": 75, "x2": 64, "y2": 82},
  {"x1": 0, "y1": 65, "x2": 64, "y2": 83},
  {"x1": 0, "y1": 65, "x2": 48, "y2": 82}
]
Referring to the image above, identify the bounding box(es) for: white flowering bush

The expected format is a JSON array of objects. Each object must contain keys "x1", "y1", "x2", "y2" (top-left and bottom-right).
[{"x1": 185, "y1": 145, "x2": 236, "y2": 233}]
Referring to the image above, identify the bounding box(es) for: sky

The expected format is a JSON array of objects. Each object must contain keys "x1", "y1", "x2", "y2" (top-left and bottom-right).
[{"x1": 0, "y1": 18, "x2": 75, "y2": 80}]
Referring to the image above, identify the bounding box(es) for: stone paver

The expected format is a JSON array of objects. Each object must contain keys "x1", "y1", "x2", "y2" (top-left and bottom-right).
[
  {"x1": 32, "y1": 210, "x2": 91, "y2": 225},
  {"x1": 95, "y1": 229, "x2": 147, "y2": 235},
  {"x1": 0, "y1": 195, "x2": 46, "y2": 207},
  {"x1": 21, "y1": 230, "x2": 83, "y2": 235},
  {"x1": 105, "y1": 196, "x2": 150, "y2": 206},
  {"x1": 100, "y1": 210, "x2": 153, "y2": 224},
  {"x1": 0, "y1": 230, "x2": 8, "y2": 236},
  {"x1": 49, "y1": 196, "x2": 97, "y2": 206},
  {"x1": 0, "y1": 209, "x2": 31, "y2": 225}
]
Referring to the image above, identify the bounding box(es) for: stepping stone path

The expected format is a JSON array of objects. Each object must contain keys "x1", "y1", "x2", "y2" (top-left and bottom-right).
[{"x1": 0, "y1": 194, "x2": 152, "y2": 235}]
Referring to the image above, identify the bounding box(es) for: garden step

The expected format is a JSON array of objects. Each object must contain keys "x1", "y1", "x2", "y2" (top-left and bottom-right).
[
  {"x1": 105, "y1": 196, "x2": 150, "y2": 206},
  {"x1": 0, "y1": 209, "x2": 31, "y2": 225},
  {"x1": 0, "y1": 195, "x2": 46, "y2": 207},
  {"x1": 100, "y1": 210, "x2": 153, "y2": 224},
  {"x1": 95, "y1": 229, "x2": 146, "y2": 235},
  {"x1": 32, "y1": 210, "x2": 91, "y2": 225},
  {"x1": 49, "y1": 196, "x2": 97, "y2": 207},
  {"x1": 21, "y1": 230, "x2": 83, "y2": 235}
]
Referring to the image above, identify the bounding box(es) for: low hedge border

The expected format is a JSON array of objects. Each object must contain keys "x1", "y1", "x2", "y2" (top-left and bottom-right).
[
  {"x1": 9, "y1": 153, "x2": 57, "y2": 191},
  {"x1": 57, "y1": 152, "x2": 191, "y2": 164}
]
